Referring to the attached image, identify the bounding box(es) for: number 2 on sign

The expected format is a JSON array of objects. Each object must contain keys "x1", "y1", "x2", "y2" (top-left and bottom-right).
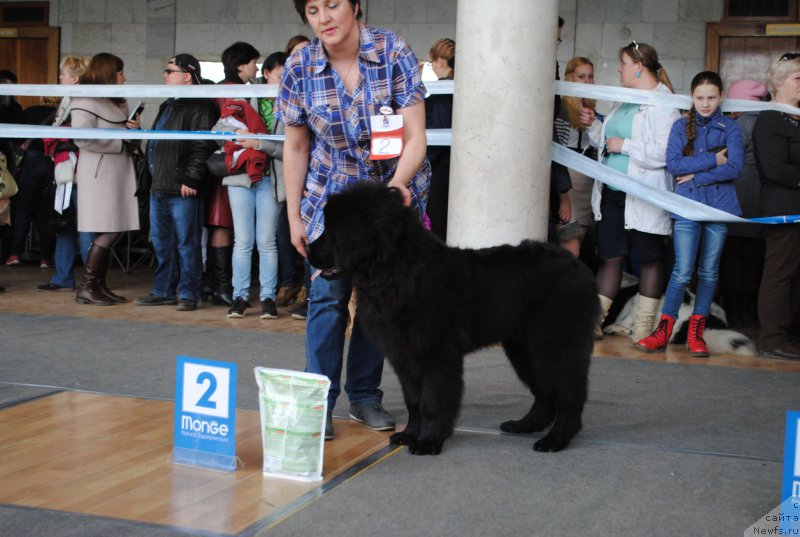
[{"x1": 195, "y1": 371, "x2": 217, "y2": 409}]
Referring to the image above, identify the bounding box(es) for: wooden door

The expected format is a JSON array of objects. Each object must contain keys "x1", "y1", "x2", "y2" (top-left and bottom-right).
[
  {"x1": 0, "y1": 26, "x2": 59, "y2": 109},
  {"x1": 707, "y1": 22, "x2": 800, "y2": 85}
]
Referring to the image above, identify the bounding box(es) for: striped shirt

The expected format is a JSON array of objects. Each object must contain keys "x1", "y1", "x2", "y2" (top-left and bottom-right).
[{"x1": 277, "y1": 23, "x2": 430, "y2": 242}]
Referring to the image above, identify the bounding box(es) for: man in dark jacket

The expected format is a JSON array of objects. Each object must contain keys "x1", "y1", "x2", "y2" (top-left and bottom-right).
[{"x1": 135, "y1": 54, "x2": 219, "y2": 311}]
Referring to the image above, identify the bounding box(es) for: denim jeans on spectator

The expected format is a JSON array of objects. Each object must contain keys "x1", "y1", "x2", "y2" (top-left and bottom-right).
[
  {"x1": 149, "y1": 193, "x2": 204, "y2": 301},
  {"x1": 52, "y1": 186, "x2": 94, "y2": 288},
  {"x1": 227, "y1": 178, "x2": 279, "y2": 301},
  {"x1": 276, "y1": 201, "x2": 297, "y2": 288},
  {"x1": 305, "y1": 271, "x2": 384, "y2": 408},
  {"x1": 662, "y1": 219, "x2": 728, "y2": 319}
]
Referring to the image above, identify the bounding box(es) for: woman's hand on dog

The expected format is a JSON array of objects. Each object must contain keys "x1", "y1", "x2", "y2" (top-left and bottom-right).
[
  {"x1": 387, "y1": 179, "x2": 412, "y2": 207},
  {"x1": 288, "y1": 215, "x2": 309, "y2": 258}
]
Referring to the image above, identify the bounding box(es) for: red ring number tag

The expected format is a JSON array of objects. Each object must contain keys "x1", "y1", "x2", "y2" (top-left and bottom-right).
[{"x1": 370, "y1": 114, "x2": 403, "y2": 160}]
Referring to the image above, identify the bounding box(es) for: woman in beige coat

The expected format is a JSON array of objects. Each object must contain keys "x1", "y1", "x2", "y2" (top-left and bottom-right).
[{"x1": 70, "y1": 53, "x2": 140, "y2": 306}]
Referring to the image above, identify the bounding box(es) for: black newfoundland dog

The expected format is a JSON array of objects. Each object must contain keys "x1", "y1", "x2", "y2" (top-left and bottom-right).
[{"x1": 307, "y1": 183, "x2": 598, "y2": 454}]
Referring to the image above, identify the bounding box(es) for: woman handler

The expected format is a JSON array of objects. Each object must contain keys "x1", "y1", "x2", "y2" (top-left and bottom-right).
[{"x1": 278, "y1": 0, "x2": 430, "y2": 439}]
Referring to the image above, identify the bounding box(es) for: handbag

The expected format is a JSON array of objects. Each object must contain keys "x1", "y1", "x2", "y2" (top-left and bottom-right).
[
  {"x1": 222, "y1": 173, "x2": 251, "y2": 188},
  {"x1": 206, "y1": 149, "x2": 229, "y2": 178},
  {"x1": 0, "y1": 152, "x2": 18, "y2": 199}
]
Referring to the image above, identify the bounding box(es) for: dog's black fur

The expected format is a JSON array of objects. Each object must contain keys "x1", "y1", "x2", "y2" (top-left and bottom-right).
[{"x1": 307, "y1": 183, "x2": 599, "y2": 454}]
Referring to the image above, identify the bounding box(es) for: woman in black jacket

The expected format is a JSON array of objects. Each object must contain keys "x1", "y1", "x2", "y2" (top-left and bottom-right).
[{"x1": 752, "y1": 53, "x2": 800, "y2": 360}]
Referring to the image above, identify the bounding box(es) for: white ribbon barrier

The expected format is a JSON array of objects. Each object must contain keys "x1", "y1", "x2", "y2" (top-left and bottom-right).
[
  {"x1": 556, "y1": 81, "x2": 800, "y2": 114},
  {"x1": 0, "y1": 80, "x2": 455, "y2": 98},
  {"x1": 0, "y1": 124, "x2": 281, "y2": 141},
  {"x1": 0, "y1": 78, "x2": 790, "y2": 111},
  {"x1": 0, "y1": 124, "x2": 456, "y2": 144},
  {"x1": 0, "y1": 78, "x2": 797, "y2": 223},
  {"x1": 551, "y1": 143, "x2": 748, "y2": 223}
]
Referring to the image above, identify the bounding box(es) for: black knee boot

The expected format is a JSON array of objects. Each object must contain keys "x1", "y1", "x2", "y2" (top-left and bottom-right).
[{"x1": 208, "y1": 246, "x2": 233, "y2": 306}]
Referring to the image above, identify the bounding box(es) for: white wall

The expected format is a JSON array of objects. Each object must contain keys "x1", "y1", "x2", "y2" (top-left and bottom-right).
[
  {"x1": 14, "y1": 0, "x2": 725, "y2": 94},
  {"x1": 558, "y1": 0, "x2": 725, "y2": 98}
]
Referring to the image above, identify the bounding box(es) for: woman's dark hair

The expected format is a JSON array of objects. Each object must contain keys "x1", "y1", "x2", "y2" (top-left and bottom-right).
[
  {"x1": 293, "y1": 0, "x2": 361, "y2": 23},
  {"x1": 683, "y1": 71, "x2": 724, "y2": 157},
  {"x1": 81, "y1": 53, "x2": 126, "y2": 103},
  {"x1": 221, "y1": 41, "x2": 260, "y2": 83},
  {"x1": 619, "y1": 41, "x2": 673, "y2": 92},
  {"x1": 284, "y1": 34, "x2": 310, "y2": 55},
  {"x1": 262, "y1": 51, "x2": 288, "y2": 75}
]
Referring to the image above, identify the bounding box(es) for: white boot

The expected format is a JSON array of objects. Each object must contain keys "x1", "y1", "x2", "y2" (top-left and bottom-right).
[
  {"x1": 631, "y1": 295, "x2": 661, "y2": 342},
  {"x1": 595, "y1": 295, "x2": 614, "y2": 339}
]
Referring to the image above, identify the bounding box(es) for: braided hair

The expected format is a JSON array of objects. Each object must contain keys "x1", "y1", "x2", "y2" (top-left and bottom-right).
[{"x1": 683, "y1": 71, "x2": 724, "y2": 156}]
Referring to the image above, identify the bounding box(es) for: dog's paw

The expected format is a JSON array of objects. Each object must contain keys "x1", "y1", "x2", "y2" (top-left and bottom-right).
[
  {"x1": 408, "y1": 438, "x2": 444, "y2": 456},
  {"x1": 532, "y1": 434, "x2": 569, "y2": 453},
  {"x1": 500, "y1": 419, "x2": 530, "y2": 433},
  {"x1": 389, "y1": 431, "x2": 417, "y2": 446},
  {"x1": 500, "y1": 415, "x2": 553, "y2": 434}
]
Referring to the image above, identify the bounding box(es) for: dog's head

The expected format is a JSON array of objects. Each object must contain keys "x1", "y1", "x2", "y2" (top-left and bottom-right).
[{"x1": 307, "y1": 182, "x2": 409, "y2": 279}]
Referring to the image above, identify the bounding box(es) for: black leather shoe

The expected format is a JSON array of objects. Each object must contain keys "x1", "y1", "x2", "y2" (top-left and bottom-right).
[
  {"x1": 176, "y1": 299, "x2": 198, "y2": 311},
  {"x1": 135, "y1": 293, "x2": 178, "y2": 306},
  {"x1": 37, "y1": 282, "x2": 74, "y2": 292}
]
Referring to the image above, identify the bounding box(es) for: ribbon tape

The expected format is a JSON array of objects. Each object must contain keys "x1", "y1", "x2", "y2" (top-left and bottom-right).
[{"x1": 0, "y1": 80, "x2": 796, "y2": 223}]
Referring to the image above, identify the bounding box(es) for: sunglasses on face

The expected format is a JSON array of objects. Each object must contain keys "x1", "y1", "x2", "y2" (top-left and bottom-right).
[{"x1": 164, "y1": 69, "x2": 185, "y2": 75}]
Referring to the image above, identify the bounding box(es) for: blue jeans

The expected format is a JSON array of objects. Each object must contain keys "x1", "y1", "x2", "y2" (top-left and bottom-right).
[
  {"x1": 149, "y1": 193, "x2": 204, "y2": 301},
  {"x1": 228, "y1": 178, "x2": 279, "y2": 301},
  {"x1": 52, "y1": 185, "x2": 94, "y2": 288},
  {"x1": 663, "y1": 219, "x2": 728, "y2": 318},
  {"x1": 306, "y1": 271, "x2": 384, "y2": 408}
]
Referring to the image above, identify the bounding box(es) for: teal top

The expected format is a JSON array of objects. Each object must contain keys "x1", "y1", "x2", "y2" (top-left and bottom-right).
[{"x1": 603, "y1": 103, "x2": 638, "y2": 191}]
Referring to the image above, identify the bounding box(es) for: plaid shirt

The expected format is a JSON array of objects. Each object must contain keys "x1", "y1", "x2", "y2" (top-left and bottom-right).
[{"x1": 277, "y1": 24, "x2": 431, "y2": 242}]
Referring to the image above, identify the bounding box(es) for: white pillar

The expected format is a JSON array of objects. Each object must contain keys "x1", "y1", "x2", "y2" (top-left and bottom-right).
[{"x1": 447, "y1": 0, "x2": 558, "y2": 248}]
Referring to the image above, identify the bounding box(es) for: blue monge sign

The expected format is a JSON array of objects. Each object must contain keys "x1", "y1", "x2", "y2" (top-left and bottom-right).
[
  {"x1": 781, "y1": 411, "x2": 800, "y2": 534},
  {"x1": 173, "y1": 356, "x2": 237, "y2": 472}
]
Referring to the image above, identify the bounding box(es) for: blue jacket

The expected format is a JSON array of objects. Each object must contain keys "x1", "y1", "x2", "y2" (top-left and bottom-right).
[{"x1": 665, "y1": 108, "x2": 744, "y2": 218}]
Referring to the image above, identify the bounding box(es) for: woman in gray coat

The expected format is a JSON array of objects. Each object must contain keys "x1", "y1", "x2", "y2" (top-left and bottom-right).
[{"x1": 70, "y1": 53, "x2": 140, "y2": 306}]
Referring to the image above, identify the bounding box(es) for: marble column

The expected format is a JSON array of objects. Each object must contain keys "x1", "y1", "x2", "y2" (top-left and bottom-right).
[{"x1": 447, "y1": 0, "x2": 558, "y2": 247}]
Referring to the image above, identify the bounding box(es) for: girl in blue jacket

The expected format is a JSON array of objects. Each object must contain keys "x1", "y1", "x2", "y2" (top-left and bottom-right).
[{"x1": 636, "y1": 71, "x2": 744, "y2": 357}]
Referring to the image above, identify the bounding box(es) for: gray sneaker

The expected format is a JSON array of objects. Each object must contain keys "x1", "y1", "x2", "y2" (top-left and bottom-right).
[{"x1": 349, "y1": 402, "x2": 395, "y2": 431}]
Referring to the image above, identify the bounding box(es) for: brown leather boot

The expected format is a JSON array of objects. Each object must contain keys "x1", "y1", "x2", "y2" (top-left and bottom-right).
[
  {"x1": 76, "y1": 243, "x2": 114, "y2": 306},
  {"x1": 93, "y1": 245, "x2": 127, "y2": 303}
]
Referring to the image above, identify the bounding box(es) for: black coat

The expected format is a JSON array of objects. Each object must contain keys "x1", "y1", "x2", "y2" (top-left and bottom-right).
[
  {"x1": 753, "y1": 110, "x2": 800, "y2": 217},
  {"x1": 147, "y1": 97, "x2": 219, "y2": 194}
]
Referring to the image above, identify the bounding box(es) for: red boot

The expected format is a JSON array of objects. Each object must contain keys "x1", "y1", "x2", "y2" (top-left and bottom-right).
[
  {"x1": 687, "y1": 314, "x2": 710, "y2": 357},
  {"x1": 634, "y1": 314, "x2": 675, "y2": 353}
]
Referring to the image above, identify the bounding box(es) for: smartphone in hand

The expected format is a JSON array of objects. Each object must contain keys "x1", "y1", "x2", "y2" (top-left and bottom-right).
[
  {"x1": 706, "y1": 145, "x2": 727, "y2": 154},
  {"x1": 128, "y1": 100, "x2": 145, "y2": 121}
]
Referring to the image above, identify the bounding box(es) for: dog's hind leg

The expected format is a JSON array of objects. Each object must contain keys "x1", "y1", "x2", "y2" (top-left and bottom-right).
[
  {"x1": 390, "y1": 370, "x2": 422, "y2": 447},
  {"x1": 531, "y1": 344, "x2": 590, "y2": 452},
  {"x1": 407, "y1": 359, "x2": 464, "y2": 456},
  {"x1": 533, "y1": 399, "x2": 584, "y2": 453},
  {"x1": 500, "y1": 395, "x2": 556, "y2": 434},
  {"x1": 499, "y1": 337, "x2": 556, "y2": 434}
]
